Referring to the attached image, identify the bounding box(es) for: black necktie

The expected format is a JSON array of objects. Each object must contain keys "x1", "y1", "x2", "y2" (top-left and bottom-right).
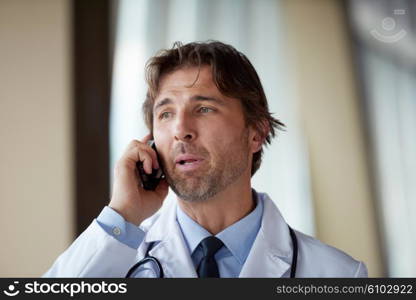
[{"x1": 197, "y1": 236, "x2": 224, "y2": 278}]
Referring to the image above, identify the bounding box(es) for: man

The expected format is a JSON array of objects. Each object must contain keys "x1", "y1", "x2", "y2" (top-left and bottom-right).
[{"x1": 45, "y1": 41, "x2": 367, "y2": 278}]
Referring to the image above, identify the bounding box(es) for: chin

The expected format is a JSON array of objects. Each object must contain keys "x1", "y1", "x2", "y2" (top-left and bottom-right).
[{"x1": 175, "y1": 177, "x2": 228, "y2": 203}]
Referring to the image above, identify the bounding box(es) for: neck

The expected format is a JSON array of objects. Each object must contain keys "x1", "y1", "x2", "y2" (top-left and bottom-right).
[{"x1": 177, "y1": 179, "x2": 255, "y2": 235}]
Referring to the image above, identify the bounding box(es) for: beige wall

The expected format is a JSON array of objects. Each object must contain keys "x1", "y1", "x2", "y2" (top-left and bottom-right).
[
  {"x1": 0, "y1": 0, "x2": 73, "y2": 276},
  {"x1": 282, "y1": 0, "x2": 383, "y2": 276}
]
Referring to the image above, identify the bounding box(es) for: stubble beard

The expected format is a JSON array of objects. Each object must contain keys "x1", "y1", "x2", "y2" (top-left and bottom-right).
[{"x1": 164, "y1": 129, "x2": 251, "y2": 202}]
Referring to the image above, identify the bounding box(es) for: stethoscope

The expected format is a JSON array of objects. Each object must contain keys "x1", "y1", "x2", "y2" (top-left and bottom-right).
[{"x1": 125, "y1": 225, "x2": 298, "y2": 278}]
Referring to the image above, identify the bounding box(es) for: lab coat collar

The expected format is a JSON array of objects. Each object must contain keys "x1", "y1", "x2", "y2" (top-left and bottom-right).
[
  {"x1": 142, "y1": 192, "x2": 293, "y2": 277},
  {"x1": 143, "y1": 196, "x2": 177, "y2": 243},
  {"x1": 239, "y1": 192, "x2": 292, "y2": 277},
  {"x1": 143, "y1": 198, "x2": 198, "y2": 277}
]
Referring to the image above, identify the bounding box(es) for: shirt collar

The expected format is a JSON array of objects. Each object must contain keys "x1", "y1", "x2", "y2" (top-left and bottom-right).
[{"x1": 176, "y1": 189, "x2": 263, "y2": 265}]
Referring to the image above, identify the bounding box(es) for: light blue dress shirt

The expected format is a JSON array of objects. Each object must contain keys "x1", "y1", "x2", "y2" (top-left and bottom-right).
[
  {"x1": 96, "y1": 191, "x2": 263, "y2": 277},
  {"x1": 176, "y1": 193, "x2": 263, "y2": 277},
  {"x1": 96, "y1": 206, "x2": 145, "y2": 249}
]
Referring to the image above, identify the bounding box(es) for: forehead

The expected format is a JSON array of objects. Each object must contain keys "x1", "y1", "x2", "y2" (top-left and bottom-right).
[{"x1": 157, "y1": 65, "x2": 218, "y2": 97}]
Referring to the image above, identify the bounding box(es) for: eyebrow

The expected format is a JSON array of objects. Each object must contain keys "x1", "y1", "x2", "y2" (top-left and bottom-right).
[{"x1": 153, "y1": 95, "x2": 225, "y2": 113}]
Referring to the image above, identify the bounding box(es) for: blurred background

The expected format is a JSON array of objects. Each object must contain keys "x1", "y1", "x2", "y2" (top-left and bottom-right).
[{"x1": 1, "y1": 0, "x2": 415, "y2": 277}]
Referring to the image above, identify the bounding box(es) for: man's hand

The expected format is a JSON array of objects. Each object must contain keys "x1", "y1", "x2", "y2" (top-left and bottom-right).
[{"x1": 109, "y1": 134, "x2": 169, "y2": 225}]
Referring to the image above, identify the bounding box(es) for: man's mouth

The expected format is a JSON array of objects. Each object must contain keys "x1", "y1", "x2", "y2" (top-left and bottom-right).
[
  {"x1": 174, "y1": 154, "x2": 205, "y2": 171},
  {"x1": 178, "y1": 159, "x2": 199, "y2": 165}
]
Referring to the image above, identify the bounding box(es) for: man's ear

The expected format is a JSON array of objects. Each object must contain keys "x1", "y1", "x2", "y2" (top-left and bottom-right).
[{"x1": 250, "y1": 120, "x2": 270, "y2": 153}]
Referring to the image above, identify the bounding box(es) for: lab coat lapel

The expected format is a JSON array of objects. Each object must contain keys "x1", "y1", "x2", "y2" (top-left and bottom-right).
[
  {"x1": 239, "y1": 193, "x2": 292, "y2": 278},
  {"x1": 143, "y1": 198, "x2": 198, "y2": 278}
]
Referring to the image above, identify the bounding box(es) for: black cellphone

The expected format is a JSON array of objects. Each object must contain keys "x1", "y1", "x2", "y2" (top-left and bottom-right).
[{"x1": 136, "y1": 140, "x2": 165, "y2": 190}]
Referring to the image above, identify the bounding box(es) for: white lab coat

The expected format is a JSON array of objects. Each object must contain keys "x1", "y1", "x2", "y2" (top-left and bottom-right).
[{"x1": 44, "y1": 192, "x2": 367, "y2": 277}]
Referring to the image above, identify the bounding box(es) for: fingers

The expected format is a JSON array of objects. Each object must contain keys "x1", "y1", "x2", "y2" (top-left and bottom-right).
[
  {"x1": 137, "y1": 150, "x2": 153, "y2": 174},
  {"x1": 122, "y1": 138, "x2": 160, "y2": 174},
  {"x1": 140, "y1": 133, "x2": 153, "y2": 144}
]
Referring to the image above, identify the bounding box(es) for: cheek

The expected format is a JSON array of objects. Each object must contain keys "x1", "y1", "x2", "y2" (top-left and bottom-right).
[{"x1": 206, "y1": 127, "x2": 245, "y2": 157}]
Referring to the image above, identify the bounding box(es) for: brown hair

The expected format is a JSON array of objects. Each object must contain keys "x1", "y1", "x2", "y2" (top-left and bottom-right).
[{"x1": 142, "y1": 41, "x2": 285, "y2": 176}]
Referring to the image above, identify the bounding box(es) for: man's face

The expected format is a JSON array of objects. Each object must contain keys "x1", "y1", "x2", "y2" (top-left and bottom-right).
[{"x1": 152, "y1": 65, "x2": 259, "y2": 202}]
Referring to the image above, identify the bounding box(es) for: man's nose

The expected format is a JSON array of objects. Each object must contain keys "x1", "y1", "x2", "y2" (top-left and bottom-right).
[{"x1": 173, "y1": 112, "x2": 196, "y2": 142}]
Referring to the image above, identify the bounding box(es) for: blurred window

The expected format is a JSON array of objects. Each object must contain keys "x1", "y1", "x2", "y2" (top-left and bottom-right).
[{"x1": 347, "y1": 0, "x2": 416, "y2": 276}]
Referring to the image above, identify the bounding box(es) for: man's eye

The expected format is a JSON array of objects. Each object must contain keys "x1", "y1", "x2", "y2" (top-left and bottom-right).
[
  {"x1": 198, "y1": 107, "x2": 214, "y2": 113},
  {"x1": 159, "y1": 112, "x2": 172, "y2": 119}
]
